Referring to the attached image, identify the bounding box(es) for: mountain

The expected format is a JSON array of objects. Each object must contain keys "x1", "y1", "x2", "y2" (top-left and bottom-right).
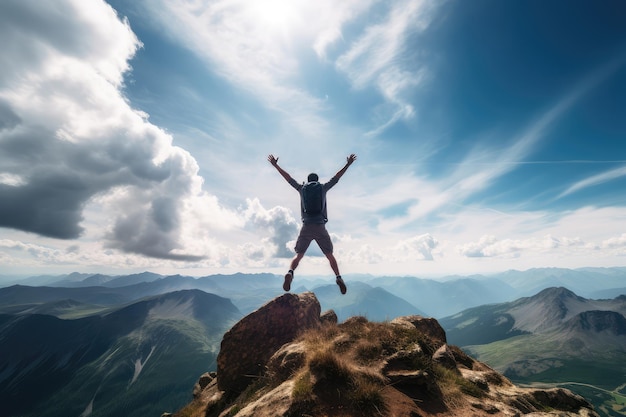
[
  {"x1": 174, "y1": 292, "x2": 597, "y2": 417},
  {"x1": 361, "y1": 267, "x2": 626, "y2": 318},
  {"x1": 312, "y1": 281, "x2": 426, "y2": 321},
  {"x1": 367, "y1": 276, "x2": 518, "y2": 317},
  {"x1": 53, "y1": 271, "x2": 164, "y2": 288},
  {"x1": 4, "y1": 267, "x2": 626, "y2": 318},
  {"x1": 0, "y1": 289, "x2": 241, "y2": 417},
  {"x1": 52, "y1": 273, "x2": 116, "y2": 287},
  {"x1": 199, "y1": 273, "x2": 286, "y2": 314},
  {"x1": 441, "y1": 287, "x2": 626, "y2": 346},
  {"x1": 99, "y1": 271, "x2": 163, "y2": 287},
  {"x1": 0, "y1": 272, "x2": 421, "y2": 320},
  {"x1": 560, "y1": 310, "x2": 626, "y2": 336},
  {"x1": 440, "y1": 287, "x2": 626, "y2": 416},
  {"x1": 489, "y1": 268, "x2": 626, "y2": 298},
  {"x1": 589, "y1": 287, "x2": 626, "y2": 300},
  {"x1": 0, "y1": 272, "x2": 94, "y2": 287},
  {"x1": 0, "y1": 284, "x2": 133, "y2": 308},
  {"x1": 1, "y1": 298, "x2": 107, "y2": 319},
  {"x1": 0, "y1": 275, "x2": 224, "y2": 312}
]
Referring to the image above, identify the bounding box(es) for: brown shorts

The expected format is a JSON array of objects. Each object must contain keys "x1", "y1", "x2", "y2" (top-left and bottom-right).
[{"x1": 294, "y1": 223, "x2": 334, "y2": 255}]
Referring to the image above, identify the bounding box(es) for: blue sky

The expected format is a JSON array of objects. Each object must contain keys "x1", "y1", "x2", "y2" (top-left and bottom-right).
[{"x1": 1, "y1": 0, "x2": 626, "y2": 278}]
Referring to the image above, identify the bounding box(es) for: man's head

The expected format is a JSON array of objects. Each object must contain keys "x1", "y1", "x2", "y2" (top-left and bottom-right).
[{"x1": 307, "y1": 173, "x2": 318, "y2": 182}]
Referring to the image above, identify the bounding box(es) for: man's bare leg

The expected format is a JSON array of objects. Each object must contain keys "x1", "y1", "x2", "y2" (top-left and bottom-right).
[
  {"x1": 290, "y1": 252, "x2": 305, "y2": 271},
  {"x1": 325, "y1": 252, "x2": 340, "y2": 276},
  {"x1": 284, "y1": 252, "x2": 304, "y2": 291},
  {"x1": 325, "y1": 253, "x2": 347, "y2": 294}
]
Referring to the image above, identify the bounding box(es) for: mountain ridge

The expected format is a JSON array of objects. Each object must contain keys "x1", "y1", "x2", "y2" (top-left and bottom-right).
[
  {"x1": 3, "y1": 267, "x2": 626, "y2": 319},
  {"x1": 0, "y1": 289, "x2": 240, "y2": 417},
  {"x1": 440, "y1": 287, "x2": 626, "y2": 416},
  {"x1": 442, "y1": 286, "x2": 626, "y2": 345}
]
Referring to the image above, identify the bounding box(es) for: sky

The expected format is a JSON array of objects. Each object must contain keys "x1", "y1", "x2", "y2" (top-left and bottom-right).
[{"x1": 1, "y1": 0, "x2": 626, "y2": 279}]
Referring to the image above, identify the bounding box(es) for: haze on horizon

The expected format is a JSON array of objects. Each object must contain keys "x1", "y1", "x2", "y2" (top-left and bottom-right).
[{"x1": 1, "y1": 0, "x2": 626, "y2": 278}]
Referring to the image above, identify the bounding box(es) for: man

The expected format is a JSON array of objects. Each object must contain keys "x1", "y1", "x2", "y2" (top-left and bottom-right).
[{"x1": 267, "y1": 153, "x2": 357, "y2": 294}]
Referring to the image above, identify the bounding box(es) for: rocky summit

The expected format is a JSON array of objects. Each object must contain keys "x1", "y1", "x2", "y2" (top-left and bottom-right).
[
  {"x1": 172, "y1": 292, "x2": 598, "y2": 417},
  {"x1": 217, "y1": 292, "x2": 321, "y2": 393}
]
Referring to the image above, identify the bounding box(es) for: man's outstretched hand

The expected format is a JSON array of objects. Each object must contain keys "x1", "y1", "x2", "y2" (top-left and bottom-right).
[
  {"x1": 347, "y1": 154, "x2": 357, "y2": 165},
  {"x1": 268, "y1": 154, "x2": 293, "y2": 182},
  {"x1": 267, "y1": 154, "x2": 279, "y2": 166}
]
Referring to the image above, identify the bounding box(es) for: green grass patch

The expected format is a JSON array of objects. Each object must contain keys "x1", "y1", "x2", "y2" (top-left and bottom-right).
[{"x1": 292, "y1": 371, "x2": 313, "y2": 401}]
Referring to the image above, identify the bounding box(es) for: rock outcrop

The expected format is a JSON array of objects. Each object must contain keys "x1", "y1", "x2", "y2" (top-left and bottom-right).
[
  {"x1": 175, "y1": 292, "x2": 599, "y2": 417},
  {"x1": 216, "y1": 292, "x2": 321, "y2": 393}
]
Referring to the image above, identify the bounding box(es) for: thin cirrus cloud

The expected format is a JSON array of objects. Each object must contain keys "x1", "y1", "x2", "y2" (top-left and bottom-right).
[
  {"x1": 142, "y1": 0, "x2": 328, "y2": 108},
  {"x1": 364, "y1": 49, "x2": 626, "y2": 263},
  {"x1": 335, "y1": 0, "x2": 436, "y2": 135},
  {"x1": 373, "y1": 83, "x2": 595, "y2": 233},
  {"x1": 432, "y1": 53, "x2": 624, "y2": 218},
  {"x1": 142, "y1": 0, "x2": 436, "y2": 133},
  {"x1": 557, "y1": 165, "x2": 626, "y2": 199}
]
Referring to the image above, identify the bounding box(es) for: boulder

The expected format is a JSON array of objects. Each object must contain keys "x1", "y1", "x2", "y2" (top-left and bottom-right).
[
  {"x1": 217, "y1": 292, "x2": 321, "y2": 393},
  {"x1": 266, "y1": 341, "x2": 308, "y2": 383},
  {"x1": 391, "y1": 315, "x2": 447, "y2": 350},
  {"x1": 320, "y1": 309, "x2": 338, "y2": 324},
  {"x1": 432, "y1": 344, "x2": 458, "y2": 371},
  {"x1": 193, "y1": 372, "x2": 216, "y2": 398}
]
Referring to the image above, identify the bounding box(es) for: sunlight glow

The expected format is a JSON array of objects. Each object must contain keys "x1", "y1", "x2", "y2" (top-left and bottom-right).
[{"x1": 248, "y1": 0, "x2": 301, "y2": 33}]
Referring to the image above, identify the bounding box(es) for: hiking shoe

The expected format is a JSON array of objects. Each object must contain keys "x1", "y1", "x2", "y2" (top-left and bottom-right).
[
  {"x1": 283, "y1": 270, "x2": 293, "y2": 292},
  {"x1": 336, "y1": 276, "x2": 347, "y2": 295}
]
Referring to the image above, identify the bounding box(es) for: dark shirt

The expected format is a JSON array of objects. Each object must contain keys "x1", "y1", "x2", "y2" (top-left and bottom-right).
[{"x1": 288, "y1": 176, "x2": 339, "y2": 224}]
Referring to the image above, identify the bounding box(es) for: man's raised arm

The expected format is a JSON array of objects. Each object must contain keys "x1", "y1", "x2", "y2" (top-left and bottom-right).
[
  {"x1": 333, "y1": 154, "x2": 357, "y2": 181},
  {"x1": 267, "y1": 154, "x2": 294, "y2": 183}
]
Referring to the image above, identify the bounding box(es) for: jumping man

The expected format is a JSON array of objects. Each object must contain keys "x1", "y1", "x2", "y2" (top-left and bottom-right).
[{"x1": 267, "y1": 154, "x2": 357, "y2": 294}]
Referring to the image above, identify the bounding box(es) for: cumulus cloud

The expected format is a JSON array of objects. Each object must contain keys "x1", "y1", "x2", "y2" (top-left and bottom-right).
[
  {"x1": 393, "y1": 233, "x2": 438, "y2": 261},
  {"x1": 243, "y1": 198, "x2": 299, "y2": 258},
  {"x1": 343, "y1": 243, "x2": 384, "y2": 265},
  {"x1": 0, "y1": 0, "x2": 242, "y2": 261},
  {"x1": 602, "y1": 234, "x2": 626, "y2": 249},
  {"x1": 458, "y1": 234, "x2": 585, "y2": 258},
  {"x1": 0, "y1": 0, "x2": 140, "y2": 238}
]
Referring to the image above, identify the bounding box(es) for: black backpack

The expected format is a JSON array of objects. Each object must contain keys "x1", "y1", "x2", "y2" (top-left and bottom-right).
[{"x1": 302, "y1": 181, "x2": 324, "y2": 214}]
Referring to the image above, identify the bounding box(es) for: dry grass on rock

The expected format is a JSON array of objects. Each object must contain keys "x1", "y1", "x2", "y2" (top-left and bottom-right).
[{"x1": 177, "y1": 314, "x2": 598, "y2": 417}]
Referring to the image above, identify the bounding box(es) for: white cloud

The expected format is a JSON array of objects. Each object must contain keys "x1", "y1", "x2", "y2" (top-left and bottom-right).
[
  {"x1": 133, "y1": 0, "x2": 381, "y2": 190},
  {"x1": 0, "y1": 0, "x2": 249, "y2": 262},
  {"x1": 558, "y1": 165, "x2": 626, "y2": 199},
  {"x1": 1, "y1": 0, "x2": 625, "y2": 278},
  {"x1": 336, "y1": 0, "x2": 433, "y2": 87},
  {"x1": 602, "y1": 234, "x2": 626, "y2": 249},
  {"x1": 393, "y1": 233, "x2": 438, "y2": 261},
  {"x1": 243, "y1": 198, "x2": 299, "y2": 258},
  {"x1": 362, "y1": 51, "x2": 626, "y2": 238},
  {"x1": 0, "y1": 173, "x2": 26, "y2": 187},
  {"x1": 341, "y1": 244, "x2": 384, "y2": 265},
  {"x1": 336, "y1": 0, "x2": 436, "y2": 134},
  {"x1": 141, "y1": 0, "x2": 326, "y2": 109},
  {"x1": 0, "y1": 0, "x2": 139, "y2": 87},
  {"x1": 457, "y1": 234, "x2": 585, "y2": 258}
]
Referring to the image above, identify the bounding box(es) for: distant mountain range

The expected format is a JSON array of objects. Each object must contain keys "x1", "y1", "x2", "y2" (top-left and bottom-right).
[
  {"x1": 1, "y1": 267, "x2": 626, "y2": 416},
  {"x1": 0, "y1": 290, "x2": 240, "y2": 417},
  {"x1": 4, "y1": 266, "x2": 626, "y2": 318},
  {"x1": 0, "y1": 272, "x2": 426, "y2": 417},
  {"x1": 0, "y1": 273, "x2": 420, "y2": 320}
]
